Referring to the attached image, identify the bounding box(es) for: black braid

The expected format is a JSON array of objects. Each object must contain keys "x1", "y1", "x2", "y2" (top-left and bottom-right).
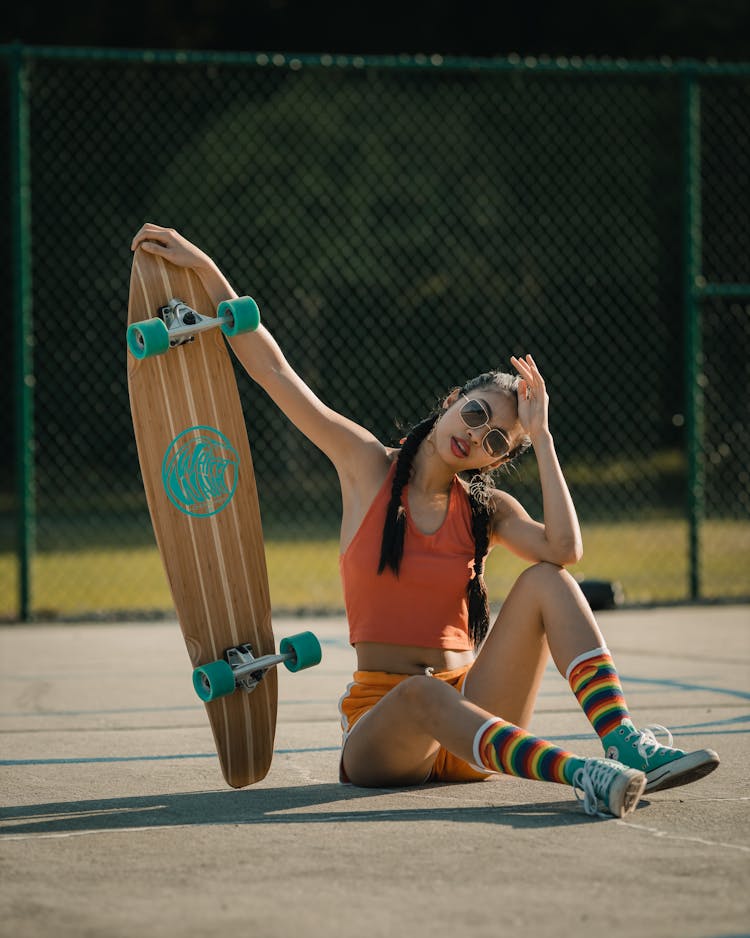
[
  {"x1": 377, "y1": 414, "x2": 439, "y2": 576},
  {"x1": 466, "y1": 483, "x2": 492, "y2": 648}
]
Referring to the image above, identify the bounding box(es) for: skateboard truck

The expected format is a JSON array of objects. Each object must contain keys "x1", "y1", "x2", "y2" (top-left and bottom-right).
[
  {"x1": 192, "y1": 631, "x2": 322, "y2": 703},
  {"x1": 224, "y1": 643, "x2": 294, "y2": 693},
  {"x1": 127, "y1": 295, "x2": 261, "y2": 360},
  {"x1": 159, "y1": 298, "x2": 232, "y2": 349}
]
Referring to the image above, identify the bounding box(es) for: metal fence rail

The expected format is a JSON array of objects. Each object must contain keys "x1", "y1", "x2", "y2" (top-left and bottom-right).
[{"x1": 1, "y1": 46, "x2": 749, "y2": 620}]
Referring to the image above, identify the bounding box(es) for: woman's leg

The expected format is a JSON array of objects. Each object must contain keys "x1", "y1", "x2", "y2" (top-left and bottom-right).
[
  {"x1": 343, "y1": 563, "x2": 614, "y2": 787},
  {"x1": 341, "y1": 673, "x2": 589, "y2": 787},
  {"x1": 464, "y1": 561, "x2": 619, "y2": 724},
  {"x1": 340, "y1": 673, "x2": 645, "y2": 817},
  {"x1": 341, "y1": 675, "x2": 493, "y2": 787},
  {"x1": 465, "y1": 562, "x2": 720, "y2": 792}
]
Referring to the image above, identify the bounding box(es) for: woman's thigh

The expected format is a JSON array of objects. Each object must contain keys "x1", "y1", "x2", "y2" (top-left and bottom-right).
[
  {"x1": 463, "y1": 564, "x2": 555, "y2": 727},
  {"x1": 341, "y1": 675, "x2": 490, "y2": 787}
]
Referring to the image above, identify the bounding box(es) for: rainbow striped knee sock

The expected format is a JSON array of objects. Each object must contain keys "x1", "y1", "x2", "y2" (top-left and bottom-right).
[
  {"x1": 473, "y1": 719, "x2": 585, "y2": 785},
  {"x1": 567, "y1": 647, "x2": 629, "y2": 739}
]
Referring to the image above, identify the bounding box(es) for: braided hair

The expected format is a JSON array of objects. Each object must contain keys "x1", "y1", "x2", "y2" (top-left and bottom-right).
[
  {"x1": 378, "y1": 371, "x2": 531, "y2": 649},
  {"x1": 377, "y1": 413, "x2": 439, "y2": 580}
]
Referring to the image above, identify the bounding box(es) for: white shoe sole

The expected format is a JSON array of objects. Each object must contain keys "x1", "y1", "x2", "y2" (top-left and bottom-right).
[
  {"x1": 608, "y1": 768, "x2": 647, "y2": 818},
  {"x1": 645, "y1": 749, "x2": 720, "y2": 793}
]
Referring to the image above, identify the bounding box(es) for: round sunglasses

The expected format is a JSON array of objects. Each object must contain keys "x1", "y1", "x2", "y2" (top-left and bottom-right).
[{"x1": 459, "y1": 396, "x2": 511, "y2": 457}]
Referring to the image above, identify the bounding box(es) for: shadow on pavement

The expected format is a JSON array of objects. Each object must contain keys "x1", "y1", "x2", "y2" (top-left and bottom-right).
[{"x1": 0, "y1": 783, "x2": 616, "y2": 836}]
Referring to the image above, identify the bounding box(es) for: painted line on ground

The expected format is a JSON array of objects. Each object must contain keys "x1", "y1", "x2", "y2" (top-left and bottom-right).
[
  {"x1": 0, "y1": 700, "x2": 333, "y2": 718},
  {"x1": 620, "y1": 674, "x2": 750, "y2": 701},
  {"x1": 616, "y1": 819, "x2": 750, "y2": 853},
  {"x1": 0, "y1": 673, "x2": 736, "y2": 720},
  {"x1": 3, "y1": 799, "x2": 749, "y2": 847},
  {"x1": 0, "y1": 747, "x2": 341, "y2": 766},
  {"x1": 2, "y1": 714, "x2": 747, "y2": 766}
]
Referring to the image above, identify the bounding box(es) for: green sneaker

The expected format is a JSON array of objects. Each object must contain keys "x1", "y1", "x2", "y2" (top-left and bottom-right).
[
  {"x1": 572, "y1": 758, "x2": 646, "y2": 818},
  {"x1": 602, "y1": 719, "x2": 720, "y2": 793}
]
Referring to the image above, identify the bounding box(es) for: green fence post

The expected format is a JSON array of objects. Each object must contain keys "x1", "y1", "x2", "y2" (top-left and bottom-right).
[
  {"x1": 10, "y1": 43, "x2": 34, "y2": 621},
  {"x1": 682, "y1": 71, "x2": 703, "y2": 601}
]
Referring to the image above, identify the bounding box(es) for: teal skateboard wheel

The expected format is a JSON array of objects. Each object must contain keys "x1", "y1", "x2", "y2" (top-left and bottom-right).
[
  {"x1": 280, "y1": 631, "x2": 322, "y2": 673},
  {"x1": 193, "y1": 659, "x2": 236, "y2": 702},
  {"x1": 218, "y1": 296, "x2": 261, "y2": 337},
  {"x1": 127, "y1": 318, "x2": 170, "y2": 359}
]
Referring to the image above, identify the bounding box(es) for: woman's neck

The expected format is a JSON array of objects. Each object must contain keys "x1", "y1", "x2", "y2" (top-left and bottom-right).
[{"x1": 409, "y1": 443, "x2": 455, "y2": 496}]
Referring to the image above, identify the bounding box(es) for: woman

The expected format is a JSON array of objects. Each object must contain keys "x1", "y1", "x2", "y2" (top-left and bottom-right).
[{"x1": 131, "y1": 223, "x2": 720, "y2": 818}]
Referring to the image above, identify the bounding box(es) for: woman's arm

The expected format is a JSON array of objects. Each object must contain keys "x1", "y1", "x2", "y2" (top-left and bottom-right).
[
  {"x1": 130, "y1": 224, "x2": 386, "y2": 476},
  {"x1": 490, "y1": 354, "x2": 583, "y2": 566}
]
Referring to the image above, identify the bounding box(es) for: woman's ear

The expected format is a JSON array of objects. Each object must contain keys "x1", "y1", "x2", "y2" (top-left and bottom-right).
[{"x1": 442, "y1": 387, "x2": 461, "y2": 410}]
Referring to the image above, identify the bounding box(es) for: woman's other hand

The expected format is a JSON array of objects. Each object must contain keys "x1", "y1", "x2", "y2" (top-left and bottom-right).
[
  {"x1": 131, "y1": 223, "x2": 213, "y2": 271},
  {"x1": 510, "y1": 353, "x2": 550, "y2": 441}
]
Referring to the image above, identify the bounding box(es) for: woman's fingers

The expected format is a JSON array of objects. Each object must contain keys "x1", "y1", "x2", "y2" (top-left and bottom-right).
[
  {"x1": 129, "y1": 224, "x2": 209, "y2": 271},
  {"x1": 511, "y1": 353, "x2": 545, "y2": 390},
  {"x1": 511, "y1": 354, "x2": 536, "y2": 388},
  {"x1": 510, "y1": 354, "x2": 530, "y2": 379},
  {"x1": 138, "y1": 239, "x2": 168, "y2": 256},
  {"x1": 130, "y1": 223, "x2": 173, "y2": 252}
]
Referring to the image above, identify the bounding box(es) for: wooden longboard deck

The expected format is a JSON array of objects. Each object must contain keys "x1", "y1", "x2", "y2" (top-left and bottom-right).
[{"x1": 127, "y1": 248, "x2": 275, "y2": 788}]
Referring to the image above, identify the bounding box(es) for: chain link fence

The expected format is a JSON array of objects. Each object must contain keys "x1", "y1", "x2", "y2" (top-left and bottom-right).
[{"x1": 1, "y1": 48, "x2": 749, "y2": 620}]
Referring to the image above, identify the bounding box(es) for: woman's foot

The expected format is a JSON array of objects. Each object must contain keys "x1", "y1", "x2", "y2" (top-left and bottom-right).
[
  {"x1": 602, "y1": 720, "x2": 720, "y2": 793},
  {"x1": 572, "y1": 758, "x2": 646, "y2": 818}
]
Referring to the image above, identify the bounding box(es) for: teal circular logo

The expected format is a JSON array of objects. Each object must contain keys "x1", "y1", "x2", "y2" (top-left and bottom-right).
[{"x1": 161, "y1": 426, "x2": 239, "y2": 517}]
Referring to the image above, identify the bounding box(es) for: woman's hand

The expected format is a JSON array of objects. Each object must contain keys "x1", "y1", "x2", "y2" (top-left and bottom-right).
[
  {"x1": 510, "y1": 353, "x2": 550, "y2": 441},
  {"x1": 506, "y1": 353, "x2": 581, "y2": 563},
  {"x1": 130, "y1": 223, "x2": 214, "y2": 271}
]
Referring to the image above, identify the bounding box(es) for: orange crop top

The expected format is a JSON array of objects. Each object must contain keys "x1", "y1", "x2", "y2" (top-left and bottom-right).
[{"x1": 339, "y1": 463, "x2": 478, "y2": 651}]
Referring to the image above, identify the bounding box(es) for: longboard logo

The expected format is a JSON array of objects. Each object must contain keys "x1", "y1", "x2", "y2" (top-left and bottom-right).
[{"x1": 162, "y1": 426, "x2": 239, "y2": 517}]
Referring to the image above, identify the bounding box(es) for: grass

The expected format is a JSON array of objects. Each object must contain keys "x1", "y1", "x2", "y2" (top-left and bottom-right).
[{"x1": 1, "y1": 518, "x2": 748, "y2": 620}]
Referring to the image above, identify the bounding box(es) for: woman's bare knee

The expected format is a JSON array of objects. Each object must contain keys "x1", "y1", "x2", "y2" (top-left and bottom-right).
[
  {"x1": 514, "y1": 562, "x2": 585, "y2": 606},
  {"x1": 341, "y1": 676, "x2": 448, "y2": 786},
  {"x1": 517, "y1": 561, "x2": 567, "y2": 586}
]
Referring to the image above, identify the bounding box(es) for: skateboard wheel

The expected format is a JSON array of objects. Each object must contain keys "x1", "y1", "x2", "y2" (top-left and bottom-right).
[
  {"x1": 280, "y1": 631, "x2": 322, "y2": 673},
  {"x1": 127, "y1": 318, "x2": 170, "y2": 359},
  {"x1": 218, "y1": 296, "x2": 261, "y2": 337},
  {"x1": 193, "y1": 660, "x2": 236, "y2": 702}
]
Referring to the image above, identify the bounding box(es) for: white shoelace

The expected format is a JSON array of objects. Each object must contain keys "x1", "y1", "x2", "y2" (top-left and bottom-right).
[
  {"x1": 572, "y1": 760, "x2": 618, "y2": 818},
  {"x1": 626, "y1": 723, "x2": 675, "y2": 764}
]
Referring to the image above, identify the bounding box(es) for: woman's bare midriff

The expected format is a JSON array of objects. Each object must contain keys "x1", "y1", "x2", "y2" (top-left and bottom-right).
[{"x1": 354, "y1": 642, "x2": 475, "y2": 675}]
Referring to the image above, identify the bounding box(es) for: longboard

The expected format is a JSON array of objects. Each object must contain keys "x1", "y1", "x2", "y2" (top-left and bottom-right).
[{"x1": 126, "y1": 247, "x2": 319, "y2": 788}]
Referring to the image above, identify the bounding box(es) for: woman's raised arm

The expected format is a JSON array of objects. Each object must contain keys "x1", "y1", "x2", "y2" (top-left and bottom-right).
[{"x1": 130, "y1": 224, "x2": 386, "y2": 476}]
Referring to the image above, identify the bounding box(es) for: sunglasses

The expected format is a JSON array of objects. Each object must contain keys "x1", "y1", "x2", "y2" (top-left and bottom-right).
[{"x1": 459, "y1": 396, "x2": 511, "y2": 458}]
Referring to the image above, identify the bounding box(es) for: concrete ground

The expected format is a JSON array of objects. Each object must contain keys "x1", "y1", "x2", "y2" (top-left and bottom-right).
[{"x1": 1, "y1": 605, "x2": 748, "y2": 938}]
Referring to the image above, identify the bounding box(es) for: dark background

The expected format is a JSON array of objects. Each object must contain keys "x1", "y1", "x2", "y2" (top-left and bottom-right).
[
  {"x1": 1, "y1": 1, "x2": 748, "y2": 614},
  {"x1": 2, "y1": 0, "x2": 750, "y2": 60}
]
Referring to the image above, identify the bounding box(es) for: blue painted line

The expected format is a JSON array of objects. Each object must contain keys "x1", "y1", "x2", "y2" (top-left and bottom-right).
[
  {"x1": 2, "y1": 731, "x2": 747, "y2": 768},
  {"x1": 0, "y1": 677, "x2": 744, "y2": 722},
  {"x1": 274, "y1": 746, "x2": 340, "y2": 754},
  {"x1": 545, "y1": 713, "x2": 750, "y2": 743},
  {"x1": 675, "y1": 713, "x2": 750, "y2": 730},
  {"x1": 545, "y1": 728, "x2": 748, "y2": 743},
  {"x1": 0, "y1": 705, "x2": 201, "y2": 718},
  {"x1": 2, "y1": 715, "x2": 747, "y2": 767},
  {"x1": 0, "y1": 699, "x2": 333, "y2": 719},
  {"x1": 620, "y1": 674, "x2": 750, "y2": 701},
  {"x1": 1, "y1": 754, "x2": 216, "y2": 765},
  {"x1": 0, "y1": 746, "x2": 341, "y2": 766}
]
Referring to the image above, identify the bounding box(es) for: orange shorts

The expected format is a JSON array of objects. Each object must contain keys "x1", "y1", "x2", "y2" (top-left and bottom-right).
[{"x1": 338, "y1": 665, "x2": 493, "y2": 784}]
